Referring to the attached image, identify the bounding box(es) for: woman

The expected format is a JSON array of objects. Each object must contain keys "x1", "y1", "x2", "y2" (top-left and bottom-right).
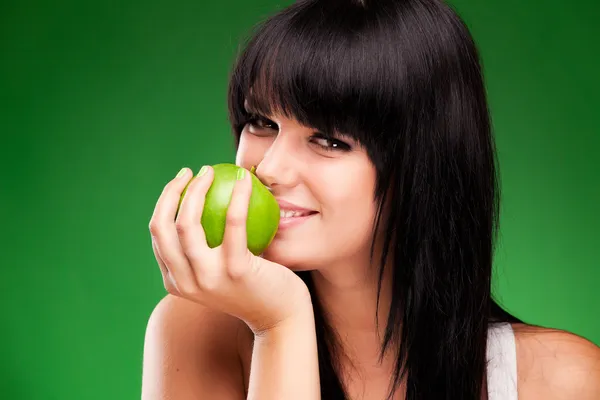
[{"x1": 142, "y1": 0, "x2": 600, "y2": 399}]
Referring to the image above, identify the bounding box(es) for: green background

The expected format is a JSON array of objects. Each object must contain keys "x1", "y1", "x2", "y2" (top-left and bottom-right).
[{"x1": 1, "y1": 0, "x2": 598, "y2": 398}]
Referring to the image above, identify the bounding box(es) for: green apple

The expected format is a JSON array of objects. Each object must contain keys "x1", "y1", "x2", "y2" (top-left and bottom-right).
[{"x1": 176, "y1": 163, "x2": 280, "y2": 255}]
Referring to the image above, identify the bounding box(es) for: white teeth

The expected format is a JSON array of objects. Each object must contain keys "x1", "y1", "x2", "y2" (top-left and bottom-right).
[{"x1": 280, "y1": 210, "x2": 312, "y2": 218}]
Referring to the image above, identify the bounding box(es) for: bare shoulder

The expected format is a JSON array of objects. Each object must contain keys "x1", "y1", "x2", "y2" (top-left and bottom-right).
[
  {"x1": 141, "y1": 294, "x2": 251, "y2": 400},
  {"x1": 512, "y1": 323, "x2": 600, "y2": 400}
]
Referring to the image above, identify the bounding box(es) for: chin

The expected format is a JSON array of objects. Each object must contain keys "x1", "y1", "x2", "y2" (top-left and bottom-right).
[{"x1": 261, "y1": 240, "x2": 317, "y2": 272}]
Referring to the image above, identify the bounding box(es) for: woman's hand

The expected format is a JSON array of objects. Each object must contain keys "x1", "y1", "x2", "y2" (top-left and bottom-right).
[{"x1": 148, "y1": 166, "x2": 312, "y2": 334}]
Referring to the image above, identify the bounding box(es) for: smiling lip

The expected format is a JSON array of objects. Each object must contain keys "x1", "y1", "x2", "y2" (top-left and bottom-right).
[
  {"x1": 278, "y1": 212, "x2": 318, "y2": 230},
  {"x1": 276, "y1": 199, "x2": 316, "y2": 213},
  {"x1": 275, "y1": 199, "x2": 318, "y2": 231}
]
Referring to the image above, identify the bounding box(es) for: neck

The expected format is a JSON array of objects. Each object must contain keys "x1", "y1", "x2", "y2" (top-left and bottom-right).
[
  {"x1": 308, "y1": 252, "x2": 397, "y2": 368},
  {"x1": 311, "y1": 266, "x2": 391, "y2": 336}
]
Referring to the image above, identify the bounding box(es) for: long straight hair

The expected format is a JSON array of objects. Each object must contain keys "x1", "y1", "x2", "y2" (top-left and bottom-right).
[{"x1": 226, "y1": 0, "x2": 523, "y2": 398}]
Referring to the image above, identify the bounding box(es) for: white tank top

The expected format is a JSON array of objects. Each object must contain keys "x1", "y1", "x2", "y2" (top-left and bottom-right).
[{"x1": 486, "y1": 322, "x2": 518, "y2": 400}]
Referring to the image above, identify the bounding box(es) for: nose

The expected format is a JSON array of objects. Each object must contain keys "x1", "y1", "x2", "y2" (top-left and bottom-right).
[{"x1": 254, "y1": 133, "x2": 299, "y2": 190}]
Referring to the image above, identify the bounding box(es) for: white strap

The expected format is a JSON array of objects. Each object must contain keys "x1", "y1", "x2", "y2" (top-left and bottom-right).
[{"x1": 486, "y1": 322, "x2": 518, "y2": 400}]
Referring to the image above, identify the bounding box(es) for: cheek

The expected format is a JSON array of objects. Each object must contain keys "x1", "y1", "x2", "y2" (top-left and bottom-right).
[
  {"x1": 320, "y1": 171, "x2": 378, "y2": 241},
  {"x1": 318, "y1": 165, "x2": 376, "y2": 213}
]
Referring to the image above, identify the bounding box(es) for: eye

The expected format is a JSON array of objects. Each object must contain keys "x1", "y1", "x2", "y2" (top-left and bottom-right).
[
  {"x1": 309, "y1": 133, "x2": 352, "y2": 152},
  {"x1": 246, "y1": 114, "x2": 278, "y2": 132}
]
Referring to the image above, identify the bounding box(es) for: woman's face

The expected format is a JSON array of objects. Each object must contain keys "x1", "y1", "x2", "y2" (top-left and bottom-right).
[{"x1": 235, "y1": 106, "x2": 380, "y2": 271}]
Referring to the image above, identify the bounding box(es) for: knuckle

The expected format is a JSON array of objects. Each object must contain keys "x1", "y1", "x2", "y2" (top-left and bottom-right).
[
  {"x1": 226, "y1": 253, "x2": 253, "y2": 280},
  {"x1": 148, "y1": 220, "x2": 161, "y2": 237},
  {"x1": 185, "y1": 247, "x2": 204, "y2": 264},
  {"x1": 225, "y1": 212, "x2": 246, "y2": 227},
  {"x1": 174, "y1": 220, "x2": 192, "y2": 236},
  {"x1": 159, "y1": 252, "x2": 175, "y2": 268},
  {"x1": 178, "y1": 282, "x2": 199, "y2": 298},
  {"x1": 226, "y1": 264, "x2": 246, "y2": 281},
  {"x1": 162, "y1": 274, "x2": 178, "y2": 294},
  {"x1": 195, "y1": 272, "x2": 218, "y2": 292},
  {"x1": 164, "y1": 281, "x2": 178, "y2": 295}
]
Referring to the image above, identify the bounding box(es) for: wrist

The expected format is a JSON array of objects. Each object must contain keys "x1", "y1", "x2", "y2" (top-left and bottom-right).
[{"x1": 252, "y1": 295, "x2": 315, "y2": 338}]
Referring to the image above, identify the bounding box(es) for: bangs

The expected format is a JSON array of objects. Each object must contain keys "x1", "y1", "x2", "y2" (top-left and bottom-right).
[{"x1": 227, "y1": 0, "x2": 411, "y2": 152}]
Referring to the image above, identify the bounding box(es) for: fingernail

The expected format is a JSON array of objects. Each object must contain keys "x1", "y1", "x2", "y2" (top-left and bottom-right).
[
  {"x1": 198, "y1": 165, "x2": 209, "y2": 176},
  {"x1": 237, "y1": 168, "x2": 246, "y2": 180},
  {"x1": 176, "y1": 168, "x2": 187, "y2": 178}
]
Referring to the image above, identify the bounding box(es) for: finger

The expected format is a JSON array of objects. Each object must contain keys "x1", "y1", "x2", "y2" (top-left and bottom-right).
[
  {"x1": 176, "y1": 165, "x2": 214, "y2": 262},
  {"x1": 222, "y1": 167, "x2": 253, "y2": 278},
  {"x1": 149, "y1": 167, "x2": 199, "y2": 294},
  {"x1": 150, "y1": 167, "x2": 192, "y2": 228},
  {"x1": 152, "y1": 236, "x2": 180, "y2": 296}
]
